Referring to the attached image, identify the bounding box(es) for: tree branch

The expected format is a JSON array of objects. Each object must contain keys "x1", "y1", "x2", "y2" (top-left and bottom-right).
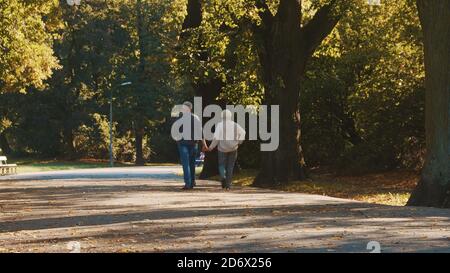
[
  {"x1": 301, "y1": 0, "x2": 342, "y2": 57},
  {"x1": 255, "y1": 0, "x2": 273, "y2": 30},
  {"x1": 251, "y1": 0, "x2": 274, "y2": 75},
  {"x1": 181, "y1": 0, "x2": 202, "y2": 36}
]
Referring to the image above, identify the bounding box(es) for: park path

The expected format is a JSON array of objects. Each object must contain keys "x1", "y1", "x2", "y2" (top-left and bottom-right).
[{"x1": 0, "y1": 167, "x2": 449, "y2": 253}]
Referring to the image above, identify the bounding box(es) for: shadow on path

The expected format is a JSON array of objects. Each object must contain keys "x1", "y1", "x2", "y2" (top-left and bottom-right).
[{"x1": 0, "y1": 173, "x2": 449, "y2": 253}]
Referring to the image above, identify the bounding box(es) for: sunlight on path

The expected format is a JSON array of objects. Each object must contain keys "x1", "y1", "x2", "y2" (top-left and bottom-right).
[{"x1": 0, "y1": 167, "x2": 449, "y2": 253}]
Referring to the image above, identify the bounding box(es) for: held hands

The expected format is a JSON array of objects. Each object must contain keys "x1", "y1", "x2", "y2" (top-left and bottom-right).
[
  {"x1": 201, "y1": 145, "x2": 209, "y2": 152},
  {"x1": 201, "y1": 145, "x2": 213, "y2": 152},
  {"x1": 201, "y1": 140, "x2": 213, "y2": 152}
]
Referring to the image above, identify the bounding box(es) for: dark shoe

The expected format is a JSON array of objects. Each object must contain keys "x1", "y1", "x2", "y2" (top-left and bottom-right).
[
  {"x1": 181, "y1": 186, "x2": 192, "y2": 190},
  {"x1": 221, "y1": 179, "x2": 226, "y2": 189},
  {"x1": 225, "y1": 187, "x2": 231, "y2": 191}
]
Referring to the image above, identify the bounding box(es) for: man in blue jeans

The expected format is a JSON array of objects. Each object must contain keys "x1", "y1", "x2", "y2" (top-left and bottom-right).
[{"x1": 173, "y1": 101, "x2": 206, "y2": 190}]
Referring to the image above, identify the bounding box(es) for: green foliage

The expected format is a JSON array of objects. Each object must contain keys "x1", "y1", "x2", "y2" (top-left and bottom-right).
[
  {"x1": 176, "y1": 0, "x2": 264, "y2": 105},
  {"x1": 0, "y1": 0, "x2": 60, "y2": 93},
  {"x1": 0, "y1": 0, "x2": 185, "y2": 162},
  {"x1": 73, "y1": 113, "x2": 110, "y2": 158},
  {"x1": 302, "y1": 0, "x2": 425, "y2": 172},
  {"x1": 0, "y1": 0, "x2": 428, "y2": 174}
]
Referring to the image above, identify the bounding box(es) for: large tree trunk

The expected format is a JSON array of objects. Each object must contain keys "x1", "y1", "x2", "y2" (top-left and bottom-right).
[
  {"x1": 197, "y1": 79, "x2": 224, "y2": 179},
  {"x1": 253, "y1": 0, "x2": 342, "y2": 185},
  {"x1": 255, "y1": 93, "x2": 308, "y2": 185},
  {"x1": 180, "y1": 0, "x2": 223, "y2": 179},
  {"x1": 407, "y1": 0, "x2": 450, "y2": 208},
  {"x1": 254, "y1": 0, "x2": 307, "y2": 185}
]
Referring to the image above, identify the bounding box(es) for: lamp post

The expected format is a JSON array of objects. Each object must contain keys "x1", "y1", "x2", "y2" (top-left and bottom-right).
[{"x1": 109, "y1": 82, "x2": 132, "y2": 167}]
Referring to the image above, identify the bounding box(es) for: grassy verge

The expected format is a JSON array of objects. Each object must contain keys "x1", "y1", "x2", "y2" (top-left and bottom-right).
[
  {"x1": 11, "y1": 158, "x2": 177, "y2": 174},
  {"x1": 230, "y1": 169, "x2": 417, "y2": 206},
  {"x1": 14, "y1": 159, "x2": 125, "y2": 174}
]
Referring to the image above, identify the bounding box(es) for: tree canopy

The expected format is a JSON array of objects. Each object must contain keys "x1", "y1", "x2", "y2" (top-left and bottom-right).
[{"x1": 0, "y1": 0, "x2": 60, "y2": 93}]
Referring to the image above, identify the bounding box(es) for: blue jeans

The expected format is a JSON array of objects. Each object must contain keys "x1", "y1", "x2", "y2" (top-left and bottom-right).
[
  {"x1": 177, "y1": 143, "x2": 197, "y2": 188},
  {"x1": 218, "y1": 150, "x2": 238, "y2": 188}
]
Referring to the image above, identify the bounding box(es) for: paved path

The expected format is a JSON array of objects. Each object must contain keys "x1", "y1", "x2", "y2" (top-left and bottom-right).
[{"x1": 0, "y1": 167, "x2": 449, "y2": 253}]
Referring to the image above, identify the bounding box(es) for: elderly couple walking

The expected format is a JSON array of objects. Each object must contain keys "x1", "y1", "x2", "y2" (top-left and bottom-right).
[{"x1": 174, "y1": 101, "x2": 246, "y2": 190}]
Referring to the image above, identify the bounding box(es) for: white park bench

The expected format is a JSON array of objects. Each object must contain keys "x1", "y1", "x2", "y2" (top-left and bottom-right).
[{"x1": 0, "y1": 156, "x2": 17, "y2": 175}]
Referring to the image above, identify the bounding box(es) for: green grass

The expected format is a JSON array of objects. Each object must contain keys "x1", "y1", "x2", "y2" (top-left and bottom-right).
[
  {"x1": 12, "y1": 158, "x2": 179, "y2": 174},
  {"x1": 15, "y1": 160, "x2": 124, "y2": 174}
]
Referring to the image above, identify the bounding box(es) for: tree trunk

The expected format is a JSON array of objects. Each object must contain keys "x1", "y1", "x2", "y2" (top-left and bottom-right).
[
  {"x1": 253, "y1": 0, "x2": 343, "y2": 186},
  {"x1": 180, "y1": 0, "x2": 223, "y2": 179},
  {"x1": 197, "y1": 79, "x2": 224, "y2": 179},
  {"x1": 134, "y1": 0, "x2": 146, "y2": 166},
  {"x1": 63, "y1": 124, "x2": 76, "y2": 159},
  {"x1": 254, "y1": 0, "x2": 307, "y2": 186},
  {"x1": 135, "y1": 126, "x2": 145, "y2": 166},
  {"x1": 254, "y1": 40, "x2": 308, "y2": 184},
  {"x1": 407, "y1": 0, "x2": 450, "y2": 208}
]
